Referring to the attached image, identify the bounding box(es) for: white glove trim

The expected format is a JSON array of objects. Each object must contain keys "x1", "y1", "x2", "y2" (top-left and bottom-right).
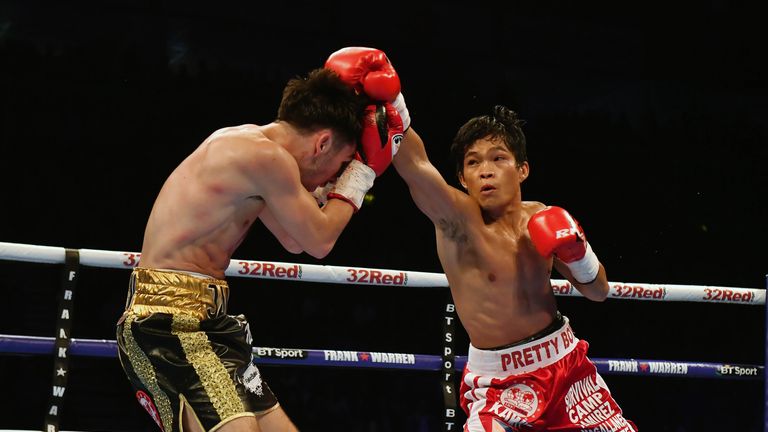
[
  {"x1": 565, "y1": 242, "x2": 600, "y2": 284},
  {"x1": 392, "y1": 92, "x2": 411, "y2": 131},
  {"x1": 327, "y1": 159, "x2": 375, "y2": 211}
]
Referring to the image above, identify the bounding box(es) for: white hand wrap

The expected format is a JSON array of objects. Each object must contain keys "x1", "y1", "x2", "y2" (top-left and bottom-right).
[
  {"x1": 327, "y1": 159, "x2": 375, "y2": 211},
  {"x1": 311, "y1": 182, "x2": 334, "y2": 206},
  {"x1": 565, "y1": 242, "x2": 600, "y2": 284},
  {"x1": 392, "y1": 92, "x2": 411, "y2": 132}
]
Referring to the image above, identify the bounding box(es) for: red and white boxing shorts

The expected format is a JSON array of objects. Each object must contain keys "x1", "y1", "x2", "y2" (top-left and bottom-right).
[{"x1": 460, "y1": 316, "x2": 637, "y2": 431}]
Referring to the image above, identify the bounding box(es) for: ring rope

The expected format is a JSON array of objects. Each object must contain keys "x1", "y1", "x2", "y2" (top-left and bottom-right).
[
  {"x1": 0, "y1": 334, "x2": 761, "y2": 381},
  {"x1": 1, "y1": 240, "x2": 763, "y2": 429},
  {"x1": 0, "y1": 241, "x2": 763, "y2": 304}
]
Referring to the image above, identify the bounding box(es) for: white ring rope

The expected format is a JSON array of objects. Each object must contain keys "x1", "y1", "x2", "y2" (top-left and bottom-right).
[{"x1": 0, "y1": 241, "x2": 763, "y2": 305}]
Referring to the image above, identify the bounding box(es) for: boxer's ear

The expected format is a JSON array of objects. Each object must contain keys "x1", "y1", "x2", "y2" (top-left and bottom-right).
[
  {"x1": 518, "y1": 162, "x2": 529, "y2": 183},
  {"x1": 312, "y1": 129, "x2": 333, "y2": 157}
]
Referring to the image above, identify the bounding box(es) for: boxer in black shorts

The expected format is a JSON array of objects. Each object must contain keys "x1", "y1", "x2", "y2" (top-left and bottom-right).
[
  {"x1": 117, "y1": 268, "x2": 278, "y2": 432},
  {"x1": 117, "y1": 65, "x2": 403, "y2": 431}
]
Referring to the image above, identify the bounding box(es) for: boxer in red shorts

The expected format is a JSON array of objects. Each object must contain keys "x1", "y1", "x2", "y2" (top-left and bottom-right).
[
  {"x1": 460, "y1": 313, "x2": 635, "y2": 430},
  {"x1": 324, "y1": 47, "x2": 638, "y2": 431}
]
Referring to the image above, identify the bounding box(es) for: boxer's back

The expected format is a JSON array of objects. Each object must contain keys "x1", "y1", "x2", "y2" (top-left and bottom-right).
[{"x1": 139, "y1": 125, "x2": 268, "y2": 278}]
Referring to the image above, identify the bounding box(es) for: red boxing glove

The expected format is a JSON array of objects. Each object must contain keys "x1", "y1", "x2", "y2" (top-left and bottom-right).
[
  {"x1": 528, "y1": 206, "x2": 600, "y2": 283},
  {"x1": 357, "y1": 102, "x2": 404, "y2": 176},
  {"x1": 325, "y1": 47, "x2": 401, "y2": 102}
]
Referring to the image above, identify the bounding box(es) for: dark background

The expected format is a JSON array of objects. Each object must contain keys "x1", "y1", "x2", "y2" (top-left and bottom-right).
[{"x1": 1, "y1": 0, "x2": 767, "y2": 430}]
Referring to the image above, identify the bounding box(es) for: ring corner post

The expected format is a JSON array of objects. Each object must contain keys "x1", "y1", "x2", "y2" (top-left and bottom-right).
[
  {"x1": 441, "y1": 291, "x2": 458, "y2": 432},
  {"x1": 45, "y1": 249, "x2": 80, "y2": 432}
]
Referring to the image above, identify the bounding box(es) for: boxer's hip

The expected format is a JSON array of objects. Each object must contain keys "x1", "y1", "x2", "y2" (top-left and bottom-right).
[
  {"x1": 123, "y1": 267, "x2": 230, "y2": 321},
  {"x1": 467, "y1": 313, "x2": 579, "y2": 376}
]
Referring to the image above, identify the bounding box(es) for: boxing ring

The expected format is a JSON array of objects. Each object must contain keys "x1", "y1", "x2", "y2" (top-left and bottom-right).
[{"x1": 0, "y1": 241, "x2": 764, "y2": 431}]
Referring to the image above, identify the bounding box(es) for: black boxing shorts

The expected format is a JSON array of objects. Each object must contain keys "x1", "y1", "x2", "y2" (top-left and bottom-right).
[{"x1": 116, "y1": 268, "x2": 278, "y2": 432}]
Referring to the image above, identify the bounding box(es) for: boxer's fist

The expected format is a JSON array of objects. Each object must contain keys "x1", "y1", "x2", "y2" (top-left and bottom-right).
[
  {"x1": 326, "y1": 47, "x2": 411, "y2": 130},
  {"x1": 311, "y1": 181, "x2": 334, "y2": 207},
  {"x1": 528, "y1": 206, "x2": 587, "y2": 262},
  {"x1": 326, "y1": 160, "x2": 375, "y2": 212},
  {"x1": 325, "y1": 47, "x2": 401, "y2": 102},
  {"x1": 358, "y1": 102, "x2": 404, "y2": 176},
  {"x1": 528, "y1": 206, "x2": 600, "y2": 283}
]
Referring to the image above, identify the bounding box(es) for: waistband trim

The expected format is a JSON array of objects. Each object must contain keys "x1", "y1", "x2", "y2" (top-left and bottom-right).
[
  {"x1": 467, "y1": 316, "x2": 579, "y2": 376},
  {"x1": 125, "y1": 267, "x2": 229, "y2": 321}
]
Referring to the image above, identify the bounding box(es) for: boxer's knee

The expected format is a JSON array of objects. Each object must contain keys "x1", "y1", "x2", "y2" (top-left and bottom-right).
[
  {"x1": 181, "y1": 398, "x2": 205, "y2": 432},
  {"x1": 257, "y1": 406, "x2": 298, "y2": 432},
  {"x1": 491, "y1": 418, "x2": 517, "y2": 432}
]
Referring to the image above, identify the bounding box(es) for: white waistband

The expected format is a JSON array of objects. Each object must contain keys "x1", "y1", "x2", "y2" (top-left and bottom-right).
[{"x1": 467, "y1": 316, "x2": 579, "y2": 376}]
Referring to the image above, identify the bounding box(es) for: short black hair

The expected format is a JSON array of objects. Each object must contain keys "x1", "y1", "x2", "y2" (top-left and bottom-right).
[
  {"x1": 450, "y1": 105, "x2": 527, "y2": 179},
  {"x1": 278, "y1": 68, "x2": 368, "y2": 148}
]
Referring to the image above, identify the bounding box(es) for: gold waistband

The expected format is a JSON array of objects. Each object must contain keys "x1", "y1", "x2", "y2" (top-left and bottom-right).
[{"x1": 125, "y1": 267, "x2": 229, "y2": 321}]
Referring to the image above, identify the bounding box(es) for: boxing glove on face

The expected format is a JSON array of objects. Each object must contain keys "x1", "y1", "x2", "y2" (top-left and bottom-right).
[
  {"x1": 358, "y1": 102, "x2": 404, "y2": 176},
  {"x1": 325, "y1": 160, "x2": 375, "y2": 212}
]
